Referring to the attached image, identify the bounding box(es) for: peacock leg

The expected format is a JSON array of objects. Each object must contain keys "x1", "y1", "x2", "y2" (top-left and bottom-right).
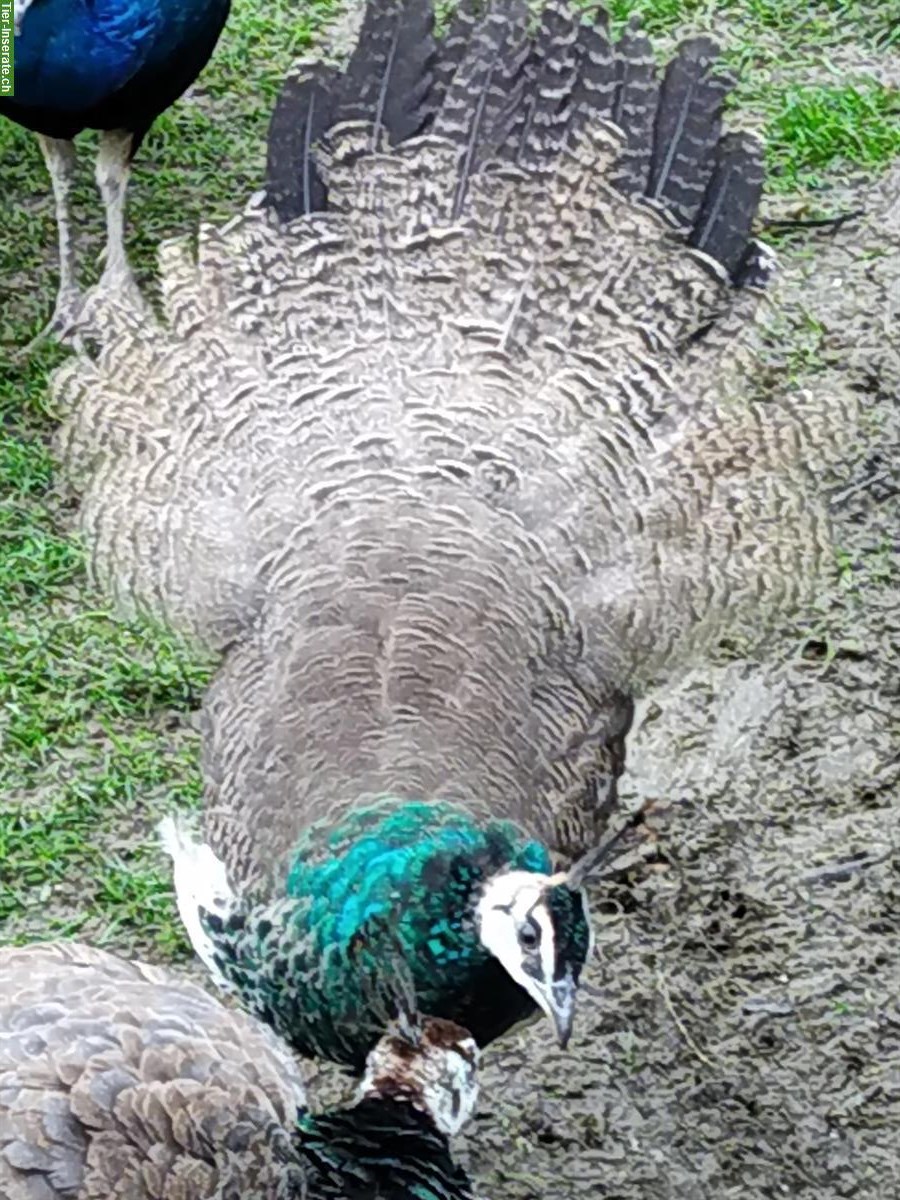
[
  {"x1": 92, "y1": 128, "x2": 147, "y2": 310},
  {"x1": 23, "y1": 134, "x2": 83, "y2": 350}
]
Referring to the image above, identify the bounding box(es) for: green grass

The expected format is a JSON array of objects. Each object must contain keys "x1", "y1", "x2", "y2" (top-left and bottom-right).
[
  {"x1": 0, "y1": 0, "x2": 338, "y2": 959},
  {"x1": 604, "y1": 0, "x2": 900, "y2": 194},
  {"x1": 0, "y1": 354, "x2": 211, "y2": 955},
  {"x1": 1, "y1": 0, "x2": 899, "y2": 963},
  {"x1": 767, "y1": 82, "x2": 900, "y2": 192}
]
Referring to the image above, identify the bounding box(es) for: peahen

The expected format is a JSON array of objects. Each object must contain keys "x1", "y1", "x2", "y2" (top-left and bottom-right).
[
  {"x1": 0, "y1": 941, "x2": 478, "y2": 1199},
  {"x1": 51, "y1": 0, "x2": 847, "y2": 1072},
  {"x1": 1, "y1": 0, "x2": 230, "y2": 342}
]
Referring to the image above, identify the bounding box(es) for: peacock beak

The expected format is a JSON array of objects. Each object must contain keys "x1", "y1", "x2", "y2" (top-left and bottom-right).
[{"x1": 549, "y1": 975, "x2": 576, "y2": 1049}]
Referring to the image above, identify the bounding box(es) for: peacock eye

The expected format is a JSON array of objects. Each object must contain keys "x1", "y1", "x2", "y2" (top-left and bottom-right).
[{"x1": 518, "y1": 921, "x2": 540, "y2": 951}]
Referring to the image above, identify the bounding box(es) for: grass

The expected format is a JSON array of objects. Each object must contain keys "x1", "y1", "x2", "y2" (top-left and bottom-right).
[
  {"x1": 1, "y1": 0, "x2": 899, "y2": 963},
  {"x1": 0, "y1": 0, "x2": 338, "y2": 959},
  {"x1": 604, "y1": 0, "x2": 900, "y2": 193},
  {"x1": 0, "y1": 362, "x2": 211, "y2": 955},
  {"x1": 767, "y1": 82, "x2": 900, "y2": 192}
]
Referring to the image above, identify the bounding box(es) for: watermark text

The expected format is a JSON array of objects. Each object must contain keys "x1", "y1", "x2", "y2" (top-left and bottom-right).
[{"x1": 0, "y1": 1, "x2": 13, "y2": 98}]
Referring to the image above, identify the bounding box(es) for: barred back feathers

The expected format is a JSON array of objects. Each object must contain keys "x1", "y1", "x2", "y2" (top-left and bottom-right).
[{"x1": 50, "y1": 0, "x2": 856, "y2": 1067}]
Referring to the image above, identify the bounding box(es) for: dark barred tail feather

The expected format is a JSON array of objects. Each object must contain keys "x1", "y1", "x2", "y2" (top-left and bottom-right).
[
  {"x1": 266, "y1": 0, "x2": 443, "y2": 220},
  {"x1": 266, "y1": 64, "x2": 342, "y2": 219}
]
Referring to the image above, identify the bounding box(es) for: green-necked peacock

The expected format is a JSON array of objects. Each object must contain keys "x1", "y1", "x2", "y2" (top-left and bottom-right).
[
  {"x1": 51, "y1": 0, "x2": 849, "y2": 1070},
  {"x1": 0, "y1": 941, "x2": 477, "y2": 1198}
]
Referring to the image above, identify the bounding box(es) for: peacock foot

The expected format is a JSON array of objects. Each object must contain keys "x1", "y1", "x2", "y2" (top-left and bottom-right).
[{"x1": 19, "y1": 285, "x2": 86, "y2": 357}]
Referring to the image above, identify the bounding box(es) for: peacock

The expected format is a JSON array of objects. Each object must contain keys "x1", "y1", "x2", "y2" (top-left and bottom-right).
[
  {"x1": 50, "y1": 0, "x2": 850, "y2": 1073},
  {"x1": 0, "y1": 941, "x2": 478, "y2": 1199},
  {"x1": 1, "y1": 0, "x2": 231, "y2": 343}
]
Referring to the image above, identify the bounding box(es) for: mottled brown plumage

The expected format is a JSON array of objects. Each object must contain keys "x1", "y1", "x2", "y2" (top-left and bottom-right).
[
  {"x1": 49, "y1": 0, "x2": 856, "y2": 1062},
  {"x1": 0, "y1": 942, "x2": 478, "y2": 1199},
  {"x1": 0, "y1": 942, "x2": 305, "y2": 1199}
]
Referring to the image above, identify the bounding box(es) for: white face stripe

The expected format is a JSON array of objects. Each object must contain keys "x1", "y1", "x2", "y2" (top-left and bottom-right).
[{"x1": 476, "y1": 871, "x2": 561, "y2": 1017}]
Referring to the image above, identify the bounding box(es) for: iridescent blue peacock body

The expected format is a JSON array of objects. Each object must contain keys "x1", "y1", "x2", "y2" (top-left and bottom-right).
[
  {"x1": 2, "y1": 0, "x2": 230, "y2": 341},
  {"x1": 54, "y1": 0, "x2": 842, "y2": 1075}
]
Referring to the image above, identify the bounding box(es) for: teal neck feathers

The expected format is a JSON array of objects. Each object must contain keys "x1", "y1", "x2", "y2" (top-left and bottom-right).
[
  {"x1": 203, "y1": 799, "x2": 551, "y2": 1068},
  {"x1": 285, "y1": 798, "x2": 551, "y2": 959}
]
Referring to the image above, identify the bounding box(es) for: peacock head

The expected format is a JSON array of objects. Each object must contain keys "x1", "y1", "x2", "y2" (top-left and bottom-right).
[
  {"x1": 359, "y1": 1014, "x2": 480, "y2": 1137},
  {"x1": 475, "y1": 870, "x2": 591, "y2": 1049}
]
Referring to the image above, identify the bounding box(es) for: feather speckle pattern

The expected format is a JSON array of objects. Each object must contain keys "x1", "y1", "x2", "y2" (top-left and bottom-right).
[
  {"x1": 0, "y1": 943, "x2": 477, "y2": 1199},
  {"x1": 0, "y1": 942, "x2": 307, "y2": 1199},
  {"x1": 51, "y1": 0, "x2": 856, "y2": 1071}
]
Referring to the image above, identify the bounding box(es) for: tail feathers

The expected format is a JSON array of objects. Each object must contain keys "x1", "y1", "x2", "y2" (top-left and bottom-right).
[
  {"x1": 50, "y1": 0, "x2": 848, "y2": 674},
  {"x1": 645, "y1": 36, "x2": 732, "y2": 232},
  {"x1": 262, "y1": 0, "x2": 764, "y2": 318},
  {"x1": 265, "y1": 0, "x2": 442, "y2": 222},
  {"x1": 733, "y1": 238, "x2": 776, "y2": 290},
  {"x1": 158, "y1": 815, "x2": 236, "y2": 988},
  {"x1": 285, "y1": 2, "x2": 761, "y2": 366},
  {"x1": 266, "y1": 64, "x2": 340, "y2": 221},
  {"x1": 607, "y1": 16, "x2": 658, "y2": 198},
  {"x1": 568, "y1": 14, "x2": 617, "y2": 132},
  {"x1": 687, "y1": 131, "x2": 766, "y2": 277},
  {"x1": 338, "y1": 0, "x2": 440, "y2": 141},
  {"x1": 502, "y1": 0, "x2": 583, "y2": 170},
  {"x1": 432, "y1": 0, "x2": 531, "y2": 217},
  {"x1": 431, "y1": 0, "x2": 483, "y2": 104}
]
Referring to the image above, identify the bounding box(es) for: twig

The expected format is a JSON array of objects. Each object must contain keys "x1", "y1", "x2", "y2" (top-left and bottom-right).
[
  {"x1": 656, "y1": 971, "x2": 715, "y2": 1068},
  {"x1": 763, "y1": 208, "x2": 864, "y2": 235},
  {"x1": 828, "y1": 470, "x2": 891, "y2": 509},
  {"x1": 801, "y1": 850, "x2": 892, "y2": 886}
]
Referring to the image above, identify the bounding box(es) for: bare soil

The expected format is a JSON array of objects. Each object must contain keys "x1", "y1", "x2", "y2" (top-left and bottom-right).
[{"x1": 451, "y1": 164, "x2": 900, "y2": 1199}]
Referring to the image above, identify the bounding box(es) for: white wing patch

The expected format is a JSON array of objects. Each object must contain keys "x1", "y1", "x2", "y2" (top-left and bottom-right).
[{"x1": 158, "y1": 814, "x2": 234, "y2": 990}]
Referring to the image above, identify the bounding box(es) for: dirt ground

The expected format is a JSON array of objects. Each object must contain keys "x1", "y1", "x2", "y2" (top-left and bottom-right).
[{"x1": 445, "y1": 164, "x2": 900, "y2": 1200}]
